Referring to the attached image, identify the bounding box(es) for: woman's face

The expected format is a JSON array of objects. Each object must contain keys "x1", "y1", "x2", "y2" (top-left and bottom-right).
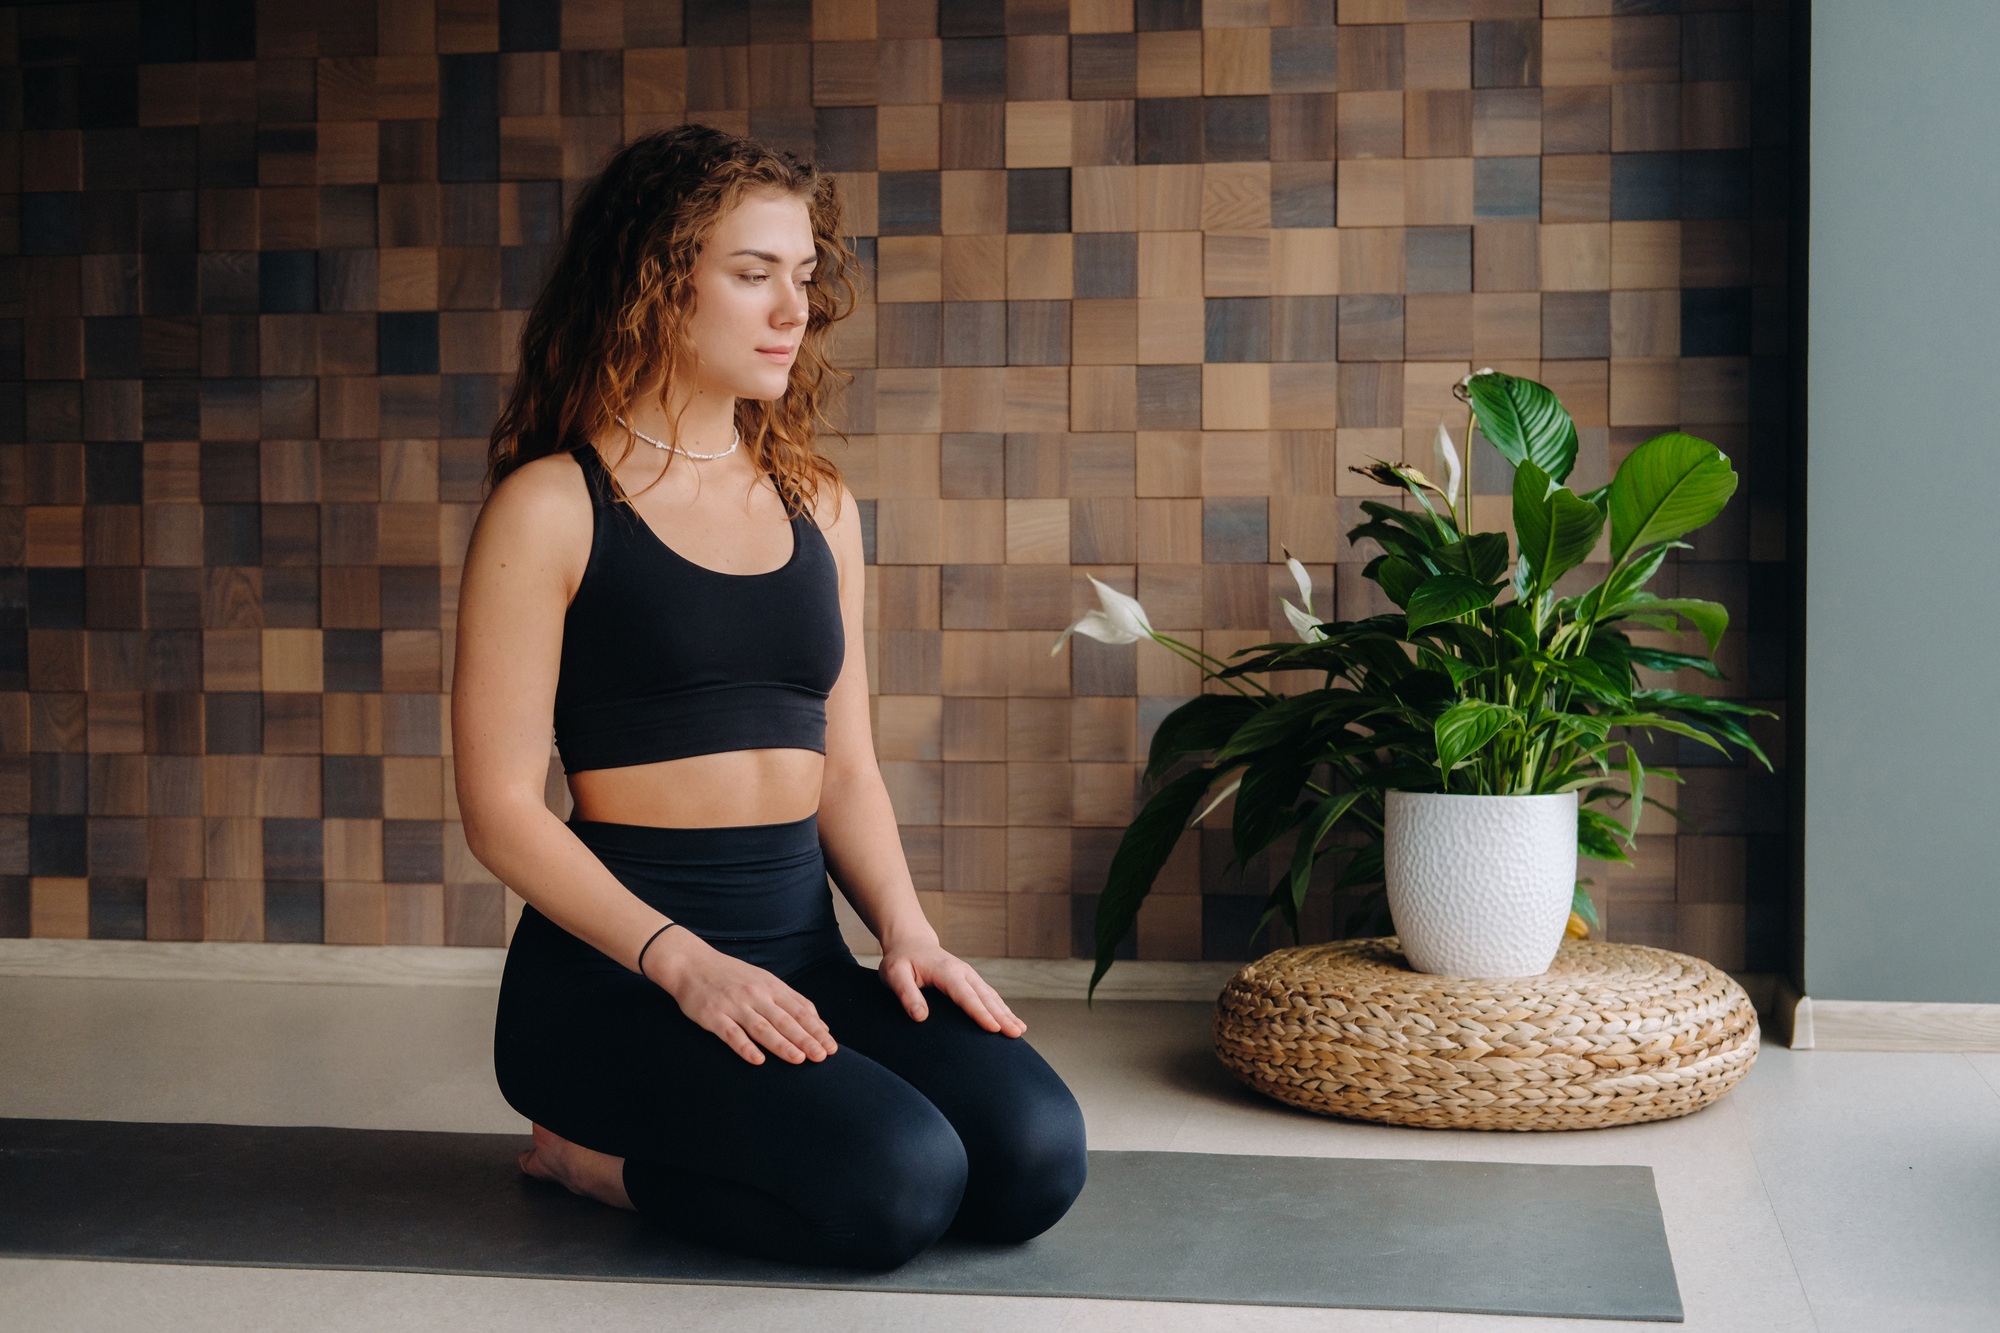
[{"x1": 682, "y1": 188, "x2": 817, "y2": 403}]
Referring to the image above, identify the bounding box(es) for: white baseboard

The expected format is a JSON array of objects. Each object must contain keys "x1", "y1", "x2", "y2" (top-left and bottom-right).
[
  {"x1": 0, "y1": 939, "x2": 1236, "y2": 1002},
  {"x1": 1787, "y1": 994, "x2": 2000, "y2": 1052}
]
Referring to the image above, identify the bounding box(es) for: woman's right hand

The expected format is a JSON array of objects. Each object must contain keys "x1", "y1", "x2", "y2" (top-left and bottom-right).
[{"x1": 640, "y1": 928, "x2": 836, "y2": 1066}]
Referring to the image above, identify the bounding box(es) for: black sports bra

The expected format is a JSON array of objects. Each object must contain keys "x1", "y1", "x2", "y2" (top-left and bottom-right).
[{"x1": 551, "y1": 444, "x2": 845, "y2": 773}]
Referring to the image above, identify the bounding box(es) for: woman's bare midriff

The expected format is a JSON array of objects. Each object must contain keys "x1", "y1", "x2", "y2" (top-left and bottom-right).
[{"x1": 566, "y1": 748, "x2": 825, "y2": 828}]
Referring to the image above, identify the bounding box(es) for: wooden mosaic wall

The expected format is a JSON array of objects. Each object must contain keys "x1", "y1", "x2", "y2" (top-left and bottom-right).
[{"x1": 0, "y1": 0, "x2": 1793, "y2": 970}]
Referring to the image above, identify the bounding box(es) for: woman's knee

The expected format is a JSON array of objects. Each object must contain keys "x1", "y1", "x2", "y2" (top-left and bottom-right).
[
  {"x1": 820, "y1": 1105, "x2": 970, "y2": 1269},
  {"x1": 958, "y1": 1078, "x2": 1089, "y2": 1243}
]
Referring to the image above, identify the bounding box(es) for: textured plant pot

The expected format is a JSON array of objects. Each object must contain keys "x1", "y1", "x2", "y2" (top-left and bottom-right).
[{"x1": 1384, "y1": 790, "x2": 1579, "y2": 978}]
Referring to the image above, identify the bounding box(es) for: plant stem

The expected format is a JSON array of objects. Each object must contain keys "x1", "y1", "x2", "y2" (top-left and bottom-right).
[{"x1": 1150, "y1": 633, "x2": 1278, "y2": 698}]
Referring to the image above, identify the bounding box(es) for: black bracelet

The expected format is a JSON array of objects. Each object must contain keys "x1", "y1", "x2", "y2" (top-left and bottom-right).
[{"x1": 635, "y1": 920, "x2": 680, "y2": 974}]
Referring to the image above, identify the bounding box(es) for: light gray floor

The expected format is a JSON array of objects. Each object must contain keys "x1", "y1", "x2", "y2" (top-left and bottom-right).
[{"x1": 1, "y1": 974, "x2": 1996, "y2": 1333}]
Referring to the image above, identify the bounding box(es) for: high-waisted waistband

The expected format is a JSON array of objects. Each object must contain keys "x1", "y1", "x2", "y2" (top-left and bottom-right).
[{"x1": 564, "y1": 812, "x2": 836, "y2": 944}]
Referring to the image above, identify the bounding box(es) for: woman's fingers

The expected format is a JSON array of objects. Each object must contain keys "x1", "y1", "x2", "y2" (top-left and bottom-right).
[
  {"x1": 941, "y1": 966, "x2": 1028, "y2": 1037},
  {"x1": 882, "y1": 959, "x2": 929, "y2": 1020},
  {"x1": 775, "y1": 992, "x2": 836, "y2": 1053},
  {"x1": 741, "y1": 1009, "x2": 811, "y2": 1064},
  {"x1": 760, "y1": 998, "x2": 834, "y2": 1061},
  {"x1": 971, "y1": 973, "x2": 1026, "y2": 1034},
  {"x1": 715, "y1": 1018, "x2": 766, "y2": 1066},
  {"x1": 940, "y1": 969, "x2": 1004, "y2": 1032}
]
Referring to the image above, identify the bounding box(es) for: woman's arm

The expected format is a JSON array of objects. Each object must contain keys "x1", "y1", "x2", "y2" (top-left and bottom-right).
[
  {"x1": 812, "y1": 482, "x2": 1027, "y2": 1037},
  {"x1": 452, "y1": 455, "x2": 835, "y2": 1066}
]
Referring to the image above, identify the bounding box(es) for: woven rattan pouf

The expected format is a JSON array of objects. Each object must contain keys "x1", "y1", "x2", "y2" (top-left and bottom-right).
[{"x1": 1213, "y1": 938, "x2": 1759, "y2": 1130}]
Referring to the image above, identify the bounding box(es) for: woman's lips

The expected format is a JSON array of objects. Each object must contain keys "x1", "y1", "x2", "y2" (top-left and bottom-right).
[{"x1": 756, "y1": 346, "x2": 796, "y2": 362}]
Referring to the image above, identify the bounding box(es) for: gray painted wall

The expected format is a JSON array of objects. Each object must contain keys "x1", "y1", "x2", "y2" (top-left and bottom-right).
[{"x1": 1807, "y1": 1, "x2": 2000, "y2": 1001}]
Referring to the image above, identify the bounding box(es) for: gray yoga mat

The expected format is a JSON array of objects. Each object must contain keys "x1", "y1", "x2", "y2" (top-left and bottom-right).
[{"x1": 0, "y1": 1118, "x2": 1681, "y2": 1321}]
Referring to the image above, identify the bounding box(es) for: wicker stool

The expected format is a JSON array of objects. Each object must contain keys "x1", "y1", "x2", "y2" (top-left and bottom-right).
[{"x1": 1212, "y1": 938, "x2": 1759, "y2": 1130}]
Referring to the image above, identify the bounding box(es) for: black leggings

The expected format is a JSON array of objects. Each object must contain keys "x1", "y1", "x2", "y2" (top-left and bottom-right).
[{"x1": 493, "y1": 813, "x2": 1090, "y2": 1270}]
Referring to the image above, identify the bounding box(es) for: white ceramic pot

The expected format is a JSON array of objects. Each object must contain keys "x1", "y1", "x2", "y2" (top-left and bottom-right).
[{"x1": 1383, "y1": 790, "x2": 1579, "y2": 978}]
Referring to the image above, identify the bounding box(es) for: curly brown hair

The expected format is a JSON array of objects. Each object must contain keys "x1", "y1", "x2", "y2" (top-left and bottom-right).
[{"x1": 487, "y1": 124, "x2": 858, "y2": 519}]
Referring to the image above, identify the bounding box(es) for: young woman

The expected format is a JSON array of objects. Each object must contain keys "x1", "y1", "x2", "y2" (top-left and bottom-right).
[{"x1": 451, "y1": 125, "x2": 1089, "y2": 1270}]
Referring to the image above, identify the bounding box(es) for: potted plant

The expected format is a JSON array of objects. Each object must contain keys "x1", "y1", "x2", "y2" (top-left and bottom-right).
[{"x1": 1053, "y1": 371, "x2": 1773, "y2": 992}]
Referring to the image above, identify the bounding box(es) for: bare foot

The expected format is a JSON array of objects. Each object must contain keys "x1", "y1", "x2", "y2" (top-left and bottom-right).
[{"x1": 517, "y1": 1123, "x2": 635, "y2": 1211}]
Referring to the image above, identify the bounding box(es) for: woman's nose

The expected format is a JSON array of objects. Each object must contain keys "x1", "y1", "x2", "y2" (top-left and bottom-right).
[{"x1": 776, "y1": 281, "x2": 809, "y2": 326}]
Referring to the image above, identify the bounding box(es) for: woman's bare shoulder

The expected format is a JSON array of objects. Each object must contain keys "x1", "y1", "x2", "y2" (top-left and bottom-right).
[
  {"x1": 468, "y1": 448, "x2": 594, "y2": 585},
  {"x1": 803, "y1": 472, "x2": 857, "y2": 537}
]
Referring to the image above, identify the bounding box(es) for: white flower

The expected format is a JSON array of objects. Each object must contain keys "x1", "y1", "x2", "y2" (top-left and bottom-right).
[
  {"x1": 1432, "y1": 421, "x2": 1462, "y2": 505},
  {"x1": 1458, "y1": 366, "x2": 1496, "y2": 390},
  {"x1": 1051, "y1": 575, "x2": 1157, "y2": 655},
  {"x1": 1278, "y1": 545, "x2": 1327, "y2": 643}
]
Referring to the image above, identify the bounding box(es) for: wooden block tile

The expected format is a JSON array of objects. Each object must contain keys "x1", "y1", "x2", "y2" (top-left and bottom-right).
[
  {"x1": 1471, "y1": 86, "x2": 1540, "y2": 156},
  {"x1": 1005, "y1": 101, "x2": 1073, "y2": 168},
  {"x1": 936, "y1": 167, "x2": 1000, "y2": 232},
  {"x1": 1611, "y1": 219, "x2": 1681, "y2": 289},
  {"x1": 1133, "y1": 164, "x2": 1203, "y2": 230},
  {"x1": 1683, "y1": 81, "x2": 1751, "y2": 152},
  {"x1": 1271, "y1": 92, "x2": 1336, "y2": 162},
  {"x1": 1542, "y1": 85, "x2": 1610, "y2": 154},
  {"x1": 1540, "y1": 222, "x2": 1610, "y2": 290},
  {"x1": 1543, "y1": 17, "x2": 1611, "y2": 87},
  {"x1": 1337, "y1": 90, "x2": 1404, "y2": 159},
  {"x1": 1203, "y1": 27, "x2": 1271, "y2": 96},
  {"x1": 877, "y1": 103, "x2": 940, "y2": 170},
  {"x1": 1204, "y1": 231, "x2": 1271, "y2": 297},
  {"x1": 1612, "y1": 83, "x2": 1680, "y2": 154},
  {"x1": 1472, "y1": 220, "x2": 1538, "y2": 291},
  {"x1": 1337, "y1": 160, "x2": 1405, "y2": 228},
  {"x1": 1339, "y1": 23, "x2": 1404, "y2": 91},
  {"x1": 1404, "y1": 21, "x2": 1470, "y2": 90},
  {"x1": 876, "y1": 235, "x2": 944, "y2": 301},
  {"x1": 1135, "y1": 31, "x2": 1203, "y2": 98},
  {"x1": 941, "y1": 234, "x2": 1009, "y2": 300},
  {"x1": 1201, "y1": 162, "x2": 1271, "y2": 231},
  {"x1": 1460, "y1": 291, "x2": 1536, "y2": 361},
  {"x1": 1201, "y1": 363, "x2": 1270, "y2": 430},
  {"x1": 1340, "y1": 227, "x2": 1407, "y2": 294},
  {"x1": 1608, "y1": 357, "x2": 1679, "y2": 427},
  {"x1": 1269, "y1": 364, "x2": 1338, "y2": 431}
]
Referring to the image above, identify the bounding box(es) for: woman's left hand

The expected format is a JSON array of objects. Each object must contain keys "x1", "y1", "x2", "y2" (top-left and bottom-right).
[{"x1": 878, "y1": 938, "x2": 1028, "y2": 1037}]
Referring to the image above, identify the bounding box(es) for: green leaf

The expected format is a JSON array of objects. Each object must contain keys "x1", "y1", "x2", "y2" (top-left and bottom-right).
[
  {"x1": 1577, "y1": 807, "x2": 1632, "y2": 860},
  {"x1": 1143, "y1": 694, "x2": 1263, "y2": 782},
  {"x1": 1621, "y1": 596, "x2": 1729, "y2": 654},
  {"x1": 1545, "y1": 657, "x2": 1630, "y2": 708},
  {"x1": 1583, "y1": 632, "x2": 1635, "y2": 687},
  {"x1": 1571, "y1": 882, "x2": 1601, "y2": 931},
  {"x1": 1552, "y1": 711, "x2": 1613, "y2": 747},
  {"x1": 1371, "y1": 555, "x2": 1427, "y2": 607},
  {"x1": 1623, "y1": 741, "x2": 1645, "y2": 844},
  {"x1": 1607, "y1": 431, "x2": 1738, "y2": 564},
  {"x1": 1211, "y1": 693, "x2": 1327, "y2": 764},
  {"x1": 1631, "y1": 689, "x2": 1772, "y2": 718},
  {"x1": 1513, "y1": 460, "x2": 1606, "y2": 599},
  {"x1": 1594, "y1": 541, "x2": 1681, "y2": 616},
  {"x1": 1435, "y1": 699, "x2": 1517, "y2": 773},
  {"x1": 1405, "y1": 573, "x2": 1499, "y2": 633},
  {"x1": 1433, "y1": 530, "x2": 1512, "y2": 583},
  {"x1": 1465, "y1": 372, "x2": 1581, "y2": 482},
  {"x1": 1233, "y1": 749, "x2": 1318, "y2": 867},
  {"x1": 1280, "y1": 789, "x2": 1368, "y2": 935},
  {"x1": 1626, "y1": 646, "x2": 1726, "y2": 679},
  {"x1": 1089, "y1": 767, "x2": 1217, "y2": 1001}
]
